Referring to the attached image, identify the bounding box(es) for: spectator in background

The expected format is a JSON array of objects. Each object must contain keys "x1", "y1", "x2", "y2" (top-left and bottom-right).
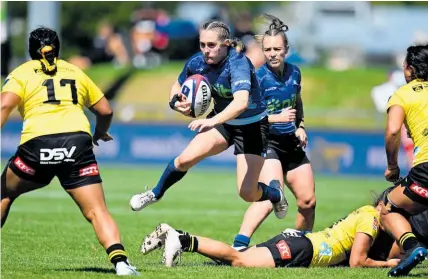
[
  {"x1": 130, "y1": 8, "x2": 169, "y2": 69},
  {"x1": 371, "y1": 69, "x2": 414, "y2": 168},
  {"x1": 69, "y1": 21, "x2": 129, "y2": 70},
  {"x1": 232, "y1": 12, "x2": 264, "y2": 69}
]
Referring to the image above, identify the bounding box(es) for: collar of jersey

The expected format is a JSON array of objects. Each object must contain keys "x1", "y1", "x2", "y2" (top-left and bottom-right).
[{"x1": 264, "y1": 62, "x2": 291, "y2": 82}]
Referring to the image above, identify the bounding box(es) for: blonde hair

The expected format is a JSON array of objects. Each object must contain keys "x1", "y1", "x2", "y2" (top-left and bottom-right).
[{"x1": 201, "y1": 20, "x2": 244, "y2": 52}]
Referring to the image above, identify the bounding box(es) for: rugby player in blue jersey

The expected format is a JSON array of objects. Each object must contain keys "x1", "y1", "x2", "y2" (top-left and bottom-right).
[
  {"x1": 232, "y1": 14, "x2": 316, "y2": 250},
  {"x1": 130, "y1": 20, "x2": 287, "y2": 216}
]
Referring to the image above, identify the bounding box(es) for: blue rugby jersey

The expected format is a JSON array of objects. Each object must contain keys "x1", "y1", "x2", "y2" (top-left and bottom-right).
[
  {"x1": 177, "y1": 48, "x2": 266, "y2": 125},
  {"x1": 257, "y1": 63, "x2": 302, "y2": 135}
]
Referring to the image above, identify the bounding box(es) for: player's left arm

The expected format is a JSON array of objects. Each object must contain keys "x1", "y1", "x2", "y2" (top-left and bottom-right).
[
  {"x1": 1, "y1": 92, "x2": 21, "y2": 128},
  {"x1": 349, "y1": 232, "x2": 399, "y2": 268},
  {"x1": 294, "y1": 68, "x2": 307, "y2": 147},
  {"x1": 350, "y1": 213, "x2": 400, "y2": 268}
]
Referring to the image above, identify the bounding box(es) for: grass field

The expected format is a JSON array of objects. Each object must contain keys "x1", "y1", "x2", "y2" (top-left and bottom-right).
[{"x1": 2, "y1": 166, "x2": 428, "y2": 279}]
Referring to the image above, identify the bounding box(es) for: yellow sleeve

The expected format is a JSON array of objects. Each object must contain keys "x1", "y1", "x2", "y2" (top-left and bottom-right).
[
  {"x1": 387, "y1": 90, "x2": 407, "y2": 113},
  {"x1": 1, "y1": 72, "x2": 25, "y2": 99},
  {"x1": 356, "y1": 212, "x2": 379, "y2": 240},
  {"x1": 81, "y1": 71, "x2": 104, "y2": 107}
]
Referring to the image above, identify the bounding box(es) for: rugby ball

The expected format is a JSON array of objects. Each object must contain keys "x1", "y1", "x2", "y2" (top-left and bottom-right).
[{"x1": 180, "y1": 74, "x2": 212, "y2": 118}]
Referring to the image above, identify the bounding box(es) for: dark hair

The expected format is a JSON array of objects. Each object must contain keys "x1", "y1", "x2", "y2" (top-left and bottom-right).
[
  {"x1": 201, "y1": 20, "x2": 243, "y2": 51},
  {"x1": 371, "y1": 186, "x2": 395, "y2": 207},
  {"x1": 257, "y1": 14, "x2": 289, "y2": 47},
  {"x1": 29, "y1": 27, "x2": 60, "y2": 75},
  {"x1": 406, "y1": 44, "x2": 428, "y2": 81}
]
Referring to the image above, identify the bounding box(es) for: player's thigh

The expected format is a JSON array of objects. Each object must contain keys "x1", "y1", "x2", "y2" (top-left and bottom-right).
[
  {"x1": 388, "y1": 163, "x2": 428, "y2": 214},
  {"x1": 178, "y1": 127, "x2": 229, "y2": 164},
  {"x1": 258, "y1": 158, "x2": 284, "y2": 187},
  {"x1": 286, "y1": 163, "x2": 315, "y2": 203},
  {"x1": 65, "y1": 182, "x2": 108, "y2": 215},
  {"x1": 2, "y1": 165, "x2": 47, "y2": 197},
  {"x1": 56, "y1": 132, "x2": 103, "y2": 197},
  {"x1": 234, "y1": 118, "x2": 269, "y2": 191},
  {"x1": 234, "y1": 247, "x2": 276, "y2": 268},
  {"x1": 3, "y1": 146, "x2": 54, "y2": 197}
]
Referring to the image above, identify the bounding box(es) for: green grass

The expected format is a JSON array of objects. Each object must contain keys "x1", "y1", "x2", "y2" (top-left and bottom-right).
[{"x1": 2, "y1": 166, "x2": 427, "y2": 278}]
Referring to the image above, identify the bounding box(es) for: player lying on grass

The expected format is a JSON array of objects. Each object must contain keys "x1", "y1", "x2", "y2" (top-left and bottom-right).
[
  {"x1": 369, "y1": 186, "x2": 428, "y2": 262},
  {"x1": 140, "y1": 197, "x2": 400, "y2": 269}
]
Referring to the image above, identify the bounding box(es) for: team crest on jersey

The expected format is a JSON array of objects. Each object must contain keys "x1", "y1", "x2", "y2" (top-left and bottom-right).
[
  {"x1": 34, "y1": 68, "x2": 44, "y2": 74},
  {"x1": 412, "y1": 84, "x2": 423, "y2": 92},
  {"x1": 319, "y1": 242, "x2": 332, "y2": 256},
  {"x1": 372, "y1": 217, "x2": 379, "y2": 231}
]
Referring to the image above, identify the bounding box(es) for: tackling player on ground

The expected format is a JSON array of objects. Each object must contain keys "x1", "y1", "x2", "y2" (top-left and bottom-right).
[
  {"x1": 381, "y1": 44, "x2": 428, "y2": 277},
  {"x1": 141, "y1": 197, "x2": 399, "y2": 269},
  {"x1": 232, "y1": 14, "x2": 316, "y2": 250},
  {"x1": 130, "y1": 20, "x2": 287, "y2": 217},
  {"x1": 1, "y1": 27, "x2": 138, "y2": 276}
]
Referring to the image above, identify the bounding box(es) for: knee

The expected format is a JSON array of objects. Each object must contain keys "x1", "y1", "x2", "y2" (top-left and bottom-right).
[
  {"x1": 82, "y1": 207, "x2": 109, "y2": 223},
  {"x1": 231, "y1": 255, "x2": 247, "y2": 267},
  {"x1": 239, "y1": 188, "x2": 258, "y2": 202},
  {"x1": 297, "y1": 195, "x2": 316, "y2": 212},
  {"x1": 175, "y1": 156, "x2": 195, "y2": 171}
]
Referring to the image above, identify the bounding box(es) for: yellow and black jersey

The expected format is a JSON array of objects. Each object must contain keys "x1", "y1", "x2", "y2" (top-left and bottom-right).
[
  {"x1": 1, "y1": 59, "x2": 104, "y2": 144},
  {"x1": 306, "y1": 205, "x2": 380, "y2": 267},
  {"x1": 387, "y1": 79, "x2": 428, "y2": 167}
]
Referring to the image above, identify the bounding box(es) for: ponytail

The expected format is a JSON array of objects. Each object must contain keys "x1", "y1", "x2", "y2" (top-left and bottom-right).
[{"x1": 39, "y1": 45, "x2": 57, "y2": 75}]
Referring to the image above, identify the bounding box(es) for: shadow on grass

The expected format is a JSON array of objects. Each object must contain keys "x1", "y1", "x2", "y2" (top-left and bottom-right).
[{"x1": 55, "y1": 267, "x2": 114, "y2": 274}]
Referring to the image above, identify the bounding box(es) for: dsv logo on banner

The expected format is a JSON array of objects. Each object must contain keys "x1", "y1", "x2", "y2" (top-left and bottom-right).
[{"x1": 40, "y1": 146, "x2": 76, "y2": 164}]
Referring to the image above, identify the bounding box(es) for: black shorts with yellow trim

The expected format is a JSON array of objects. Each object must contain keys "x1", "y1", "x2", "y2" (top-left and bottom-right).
[
  {"x1": 256, "y1": 232, "x2": 313, "y2": 268},
  {"x1": 401, "y1": 162, "x2": 428, "y2": 206},
  {"x1": 6, "y1": 131, "x2": 102, "y2": 190}
]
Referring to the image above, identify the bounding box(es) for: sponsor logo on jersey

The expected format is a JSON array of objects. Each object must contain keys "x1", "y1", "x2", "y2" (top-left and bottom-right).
[
  {"x1": 40, "y1": 146, "x2": 76, "y2": 164},
  {"x1": 79, "y1": 164, "x2": 100, "y2": 176},
  {"x1": 276, "y1": 240, "x2": 292, "y2": 260},
  {"x1": 13, "y1": 157, "x2": 35, "y2": 175},
  {"x1": 410, "y1": 183, "x2": 428, "y2": 199},
  {"x1": 265, "y1": 87, "x2": 277, "y2": 92}
]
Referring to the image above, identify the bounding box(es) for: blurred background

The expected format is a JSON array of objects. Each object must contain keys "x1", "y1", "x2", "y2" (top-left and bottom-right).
[{"x1": 2, "y1": 1, "x2": 428, "y2": 176}]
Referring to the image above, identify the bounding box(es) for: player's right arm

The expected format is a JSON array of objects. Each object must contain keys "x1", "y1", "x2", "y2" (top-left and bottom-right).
[
  {"x1": 169, "y1": 56, "x2": 198, "y2": 116},
  {"x1": 1, "y1": 73, "x2": 24, "y2": 128},
  {"x1": 1, "y1": 92, "x2": 21, "y2": 128}
]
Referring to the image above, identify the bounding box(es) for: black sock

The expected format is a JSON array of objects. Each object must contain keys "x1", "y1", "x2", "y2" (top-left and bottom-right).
[
  {"x1": 257, "y1": 182, "x2": 281, "y2": 203},
  {"x1": 152, "y1": 159, "x2": 187, "y2": 199},
  {"x1": 399, "y1": 232, "x2": 418, "y2": 252},
  {"x1": 178, "y1": 233, "x2": 199, "y2": 252},
  {"x1": 106, "y1": 243, "x2": 128, "y2": 267}
]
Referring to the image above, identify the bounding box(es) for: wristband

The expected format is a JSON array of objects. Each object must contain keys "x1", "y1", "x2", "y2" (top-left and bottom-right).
[{"x1": 169, "y1": 94, "x2": 180, "y2": 110}]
